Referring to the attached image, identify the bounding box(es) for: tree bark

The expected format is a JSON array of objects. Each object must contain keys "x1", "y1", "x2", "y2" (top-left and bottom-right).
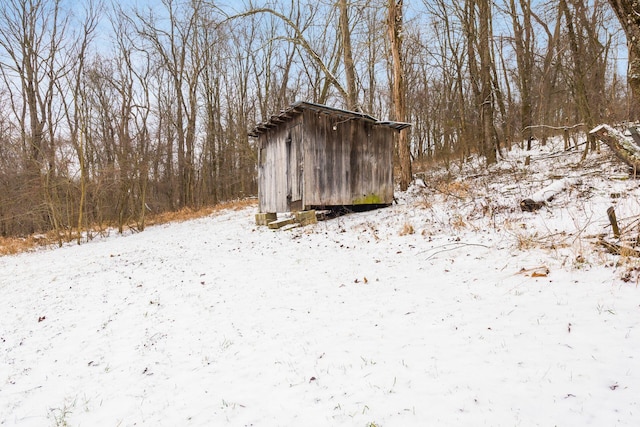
[
  {"x1": 478, "y1": 0, "x2": 497, "y2": 163},
  {"x1": 560, "y1": 0, "x2": 595, "y2": 158},
  {"x1": 590, "y1": 124, "x2": 640, "y2": 171},
  {"x1": 339, "y1": 0, "x2": 358, "y2": 111},
  {"x1": 531, "y1": 4, "x2": 562, "y2": 145},
  {"x1": 509, "y1": 0, "x2": 533, "y2": 149},
  {"x1": 608, "y1": 0, "x2": 640, "y2": 118},
  {"x1": 388, "y1": 0, "x2": 411, "y2": 191}
]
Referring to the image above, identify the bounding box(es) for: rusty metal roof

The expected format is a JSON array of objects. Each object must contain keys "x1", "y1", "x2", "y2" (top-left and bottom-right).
[{"x1": 249, "y1": 101, "x2": 411, "y2": 137}]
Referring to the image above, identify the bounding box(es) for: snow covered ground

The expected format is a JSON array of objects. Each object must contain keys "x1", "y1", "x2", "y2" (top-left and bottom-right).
[{"x1": 1, "y1": 137, "x2": 639, "y2": 426}]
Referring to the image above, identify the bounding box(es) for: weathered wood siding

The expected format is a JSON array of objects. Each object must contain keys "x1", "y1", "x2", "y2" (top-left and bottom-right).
[
  {"x1": 288, "y1": 124, "x2": 303, "y2": 206},
  {"x1": 302, "y1": 110, "x2": 394, "y2": 207},
  {"x1": 258, "y1": 108, "x2": 395, "y2": 212},
  {"x1": 258, "y1": 117, "x2": 303, "y2": 213}
]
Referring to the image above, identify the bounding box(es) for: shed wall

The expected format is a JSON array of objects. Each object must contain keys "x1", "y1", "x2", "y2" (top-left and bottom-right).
[
  {"x1": 258, "y1": 110, "x2": 395, "y2": 213},
  {"x1": 258, "y1": 116, "x2": 304, "y2": 213},
  {"x1": 302, "y1": 110, "x2": 394, "y2": 207}
]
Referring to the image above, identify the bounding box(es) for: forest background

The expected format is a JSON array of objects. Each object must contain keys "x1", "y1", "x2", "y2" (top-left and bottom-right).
[{"x1": 0, "y1": 0, "x2": 632, "y2": 241}]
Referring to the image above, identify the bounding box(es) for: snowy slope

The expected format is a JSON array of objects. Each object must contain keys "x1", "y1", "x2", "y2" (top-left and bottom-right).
[{"x1": 1, "y1": 138, "x2": 639, "y2": 426}]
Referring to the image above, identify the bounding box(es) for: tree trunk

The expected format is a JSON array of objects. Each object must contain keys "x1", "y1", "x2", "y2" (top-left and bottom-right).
[
  {"x1": 388, "y1": 0, "x2": 411, "y2": 191},
  {"x1": 533, "y1": 3, "x2": 563, "y2": 145},
  {"x1": 560, "y1": 0, "x2": 602, "y2": 159},
  {"x1": 478, "y1": 0, "x2": 497, "y2": 163},
  {"x1": 339, "y1": 0, "x2": 358, "y2": 111},
  {"x1": 510, "y1": 0, "x2": 533, "y2": 150},
  {"x1": 608, "y1": 0, "x2": 640, "y2": 118}
]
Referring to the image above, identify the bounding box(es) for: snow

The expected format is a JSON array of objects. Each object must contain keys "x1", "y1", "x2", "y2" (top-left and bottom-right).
[
  {"x1": 2, "y1": 137, "x2": 640, "y2": 426},
  {"x1": 528, "y1": 177, "x2": 577, "y2": 203}
]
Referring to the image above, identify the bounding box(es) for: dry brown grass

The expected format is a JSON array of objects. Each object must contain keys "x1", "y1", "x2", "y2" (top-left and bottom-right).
[
  {"x1": 515, "y1": 232, "x2": 538, "y2": 250},
  {"x1": 416, "y1": 195, "x2": 433, "y2": 209},
  {"x1": 436, "y1": 180, "x2": 470, "y2": 199},
  {"x1": 144, "y1": 198, "x2": 257, "y2": 226},
  {"x1": 450, "y1": 214, "x2": 467, "y2": 230},
  {"x1": 0, "y1": 228, "x2": 87, "y2": 256},
  {"x1": 0, "y1": 234, "x2": 52, "y2": 256},
  {"x1": 0, "y1": 198, "x2": 257, "y2": 257},
  {"x1": 399, "y1": 222, "x2": 415, "y2": 236}
]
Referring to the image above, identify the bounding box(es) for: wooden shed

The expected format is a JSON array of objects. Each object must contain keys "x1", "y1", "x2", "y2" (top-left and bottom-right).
[{"x1": 249, "y1": 101, "x2": 411, "y2": 214}]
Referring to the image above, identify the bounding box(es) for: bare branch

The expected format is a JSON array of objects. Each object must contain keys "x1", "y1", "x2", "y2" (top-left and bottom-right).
[{"x1": 221, "y1": 7, "x2": 350, "y2": 103}]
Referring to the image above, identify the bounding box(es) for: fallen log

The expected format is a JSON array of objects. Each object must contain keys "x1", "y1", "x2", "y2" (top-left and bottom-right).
[
  {"x1": 589, "y1": 124, "x2": 640, "y2": 172},
  {"x1": 520, "y1": 178, "x2": 576, "y2": 212}
]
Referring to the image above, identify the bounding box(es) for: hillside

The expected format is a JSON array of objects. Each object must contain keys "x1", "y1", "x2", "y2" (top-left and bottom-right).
[{"x1": 1, "y1": 136, "x2": 639, "y2": 426}]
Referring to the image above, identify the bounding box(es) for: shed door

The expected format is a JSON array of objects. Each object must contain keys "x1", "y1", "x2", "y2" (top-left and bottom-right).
[{"x1": 287, "y1": 124, "x2": 303, "y2": 210}]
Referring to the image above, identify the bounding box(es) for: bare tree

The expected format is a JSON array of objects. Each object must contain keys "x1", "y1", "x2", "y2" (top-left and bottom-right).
[
  {"x1": 0, "y1": 0, "x2": 71, "y2": 234},
  {"x1": 608, "y1": 0, "x2": 640, "y2": 118},
  {"x1": 559, "y1": 0, "x2": 611, "y2": 156},
  {"x1": 361, "y1": 3, "x2": 385, "y2": 116},
  {"x1": 59, "y1": 0, "x2": 100, "y2": 242},
  {"x1": 131, "y1": 0, "x2": 205, "y2": 208},
  {"x1": 424, "y1": 0, "x2": 474, "y2": 164},
  {"x1": 388, "y1": 0, "x2": 411, "y2": 190},
  {"x1": 460, "y1": 0, "x2": 498, "y2": 163},
  {"x1": 506, "y1": 0, "x2": 535, "y2": 149},
  {"x1": 339, "y1": 0, "x2": 359, "y2": 110},
  {"x1": 531, "y1": 2, "x2": 563, "y2": 145},
  {"x1": 478, "y1": 0, "x2": 497, "y2": 163},
  {"x1": 226, "y1": 4, "x2": 351, "y2": 105}
]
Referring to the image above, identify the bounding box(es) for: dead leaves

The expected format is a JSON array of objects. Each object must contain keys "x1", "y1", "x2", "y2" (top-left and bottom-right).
[
  {"x1": 340, "y1": 276, "x2": 373, "y2": 287},
  {"x1": 518, "y1": 266, "x2": 550, "y2": 278}
]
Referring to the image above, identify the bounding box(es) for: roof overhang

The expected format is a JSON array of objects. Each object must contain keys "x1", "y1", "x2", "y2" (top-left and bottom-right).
[
  {"x1": 249, "y1": 101, "x2": 412, "y2": 137},
  {"x1": 375, "y1": 121, "x2": 412, "y2": 131}
]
